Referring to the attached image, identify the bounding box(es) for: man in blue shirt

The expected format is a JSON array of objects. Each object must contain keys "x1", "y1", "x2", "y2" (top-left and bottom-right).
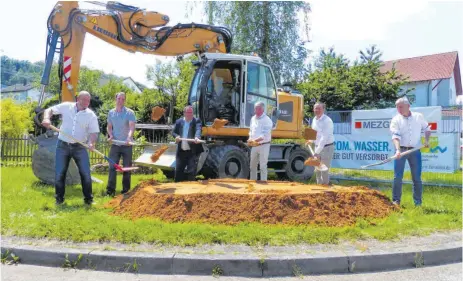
[
  {"x1": 172, "y1": 105, "x2": 203, "y2": 182},
  {"x1": 106, "y1": 92, "x2": 136, "y2": 196}
]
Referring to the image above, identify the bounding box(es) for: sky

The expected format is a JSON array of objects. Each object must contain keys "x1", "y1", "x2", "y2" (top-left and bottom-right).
[{"x1": 0, "y1": 0, "x2": 462, "y2": 87}]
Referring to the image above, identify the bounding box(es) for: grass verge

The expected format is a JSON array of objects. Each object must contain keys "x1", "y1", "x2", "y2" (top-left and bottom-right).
[{"x1": 1, "y1": 167, "x2": 461, "y2": 246}]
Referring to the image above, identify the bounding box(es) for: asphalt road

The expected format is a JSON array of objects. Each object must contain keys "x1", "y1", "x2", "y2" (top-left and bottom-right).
[{"x1": 1, "y1": 263, "x2": 462, "y2": 281}]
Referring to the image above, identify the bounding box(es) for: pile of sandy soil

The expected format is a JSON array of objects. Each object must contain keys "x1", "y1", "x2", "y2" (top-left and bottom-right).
[{"x1": 105, "y1": 179, "x2": 395, "y2": 226}]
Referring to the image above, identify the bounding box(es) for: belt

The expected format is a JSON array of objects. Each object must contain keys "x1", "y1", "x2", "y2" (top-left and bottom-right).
[
  {"x1": 58, "y1": 139, "x2": 81, "y2": 146},
  {"x1": 258, "y1": 142, "x2": 271, "y2": 146},
  {"x1": 324, "y1": 142, "x2": 334, "y2": 147},
  {"x1": 400, "y1": 146, "x2": 415, "y2": 150}
]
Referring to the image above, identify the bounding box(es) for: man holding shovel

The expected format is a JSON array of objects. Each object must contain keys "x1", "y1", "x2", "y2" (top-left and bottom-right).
[
  {"x1": 172, "y1": 105, "x2": 203, "y2": 182},
  {"x1": 41, "y1": 91, "x2": 99, "y2": 205},
  {"x1": 309, "y1": 102, "x2": 334, "y2": 185},
  {"x1": 390, "y1": 97, "x2": 431, "y2": 207},
  {"x1": 106, "y1": 92, "x2": 136, "y2": 196},
  {"x1": 248, "y1": 101, "x2": 273, "y2": 182}
]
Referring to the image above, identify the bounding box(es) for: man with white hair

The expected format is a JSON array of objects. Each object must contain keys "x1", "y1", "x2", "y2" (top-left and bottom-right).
[
  {"x1": 42, "y1": 91, "x2": 100, "y2": 205},
  {"x1": 248, "y1": 101, "x2": 273, "y2": 181},
  {"x1": 310, "y1": 102, "x2": 335, "y2": 185},
  {"x1": 390, "y1": 97, "x2": 431, "y2": 207}
]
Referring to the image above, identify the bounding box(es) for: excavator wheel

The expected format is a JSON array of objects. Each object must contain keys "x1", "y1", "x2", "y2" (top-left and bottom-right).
[
  {"x1": 31, "y1": 133, "x2": 82, "y2": 185},
  {"x1": 277, "y1": 147, "x2": 314, "y2": 182},
  {"x1": 201, "y1": 145, "x2": 249, "y2": 179}
]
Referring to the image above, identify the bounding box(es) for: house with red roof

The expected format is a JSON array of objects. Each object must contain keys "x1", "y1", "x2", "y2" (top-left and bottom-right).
[{"x1": 381, "y1": 51, "x2": 462, "y2": 107}]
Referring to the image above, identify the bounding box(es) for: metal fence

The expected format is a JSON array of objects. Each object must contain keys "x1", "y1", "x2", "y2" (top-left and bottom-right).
[
  {"x1": 0, "y1": 136, "x2": 157, "y2": 166},
  {"x1": 324, "y1": 106, "x2": 462, "y2": 187},
  {"x1": 0, "y1": 125, "x2": 173, "y2": 166}
]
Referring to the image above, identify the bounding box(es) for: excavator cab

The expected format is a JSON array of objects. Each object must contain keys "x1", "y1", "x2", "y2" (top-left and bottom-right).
[{"x1": 190, "y1": 53, "x2": 279, "y2": 132}]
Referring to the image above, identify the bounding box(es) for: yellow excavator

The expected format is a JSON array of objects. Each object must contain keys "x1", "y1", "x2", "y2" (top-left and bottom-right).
[{"x1": 32, "y1": 1, "x2": 315, "y2": 184}]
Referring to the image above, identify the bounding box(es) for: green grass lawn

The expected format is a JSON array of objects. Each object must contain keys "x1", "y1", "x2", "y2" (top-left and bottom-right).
[{"x1": 1, "y1": 167, "x2": 461, "y2": 246}]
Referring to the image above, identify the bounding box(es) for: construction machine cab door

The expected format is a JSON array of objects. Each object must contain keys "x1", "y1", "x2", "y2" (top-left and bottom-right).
[
  {"x1": 191, "y1": 59, "x2": 244, "y2": 127},
  {"x1": 243, "y1": 61, "x2": 278, "y2": 128}
]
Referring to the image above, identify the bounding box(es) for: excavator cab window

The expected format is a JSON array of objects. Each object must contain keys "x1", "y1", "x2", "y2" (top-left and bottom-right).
[
  {"x1": 244, "y1": 62, "x2": 278, "y2": 127},
  {"x1": 189, "y1": 66, "x2": 204, "y2": 117},
  {"x1": 194, "y1": 60, "x2": 242, "y2": 127}
]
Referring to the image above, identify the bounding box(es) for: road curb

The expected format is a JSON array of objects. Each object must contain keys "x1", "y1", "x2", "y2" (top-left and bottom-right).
[{"x1": 1, "y1": 244, "x2": 461, "y2": 276}]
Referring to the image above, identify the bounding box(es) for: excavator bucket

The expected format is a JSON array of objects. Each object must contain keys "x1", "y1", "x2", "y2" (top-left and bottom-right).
[
  {"x1": 134, "y1": 143, "x2": 177, "y2": 171},
  {"x1": 30, "y1": 132, "x2": 84, "y2": 185},
  {"x1": 30, "y1": 131, "x2": 106, "y2": 185}
]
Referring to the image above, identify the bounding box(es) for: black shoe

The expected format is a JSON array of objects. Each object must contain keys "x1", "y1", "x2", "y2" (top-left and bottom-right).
[
  {"x1": 121, "y1": 189, "x2": 130, "y2": 194},
  {"x1": 84, "y1": 199, "x2": 94, "y2": 206},
  {"x1": 106, "y1": 191, "x2": 115, "y2": 197},
  {"x1": 55, "y1": 199, "x2": 64, "y2": 205}
]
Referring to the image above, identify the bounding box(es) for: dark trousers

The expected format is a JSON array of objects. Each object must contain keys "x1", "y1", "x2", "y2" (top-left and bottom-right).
[
  {"x1": 175, "y1": 149, "x2": 198, "y2": 182},
  {"x1": 393, "y1": 148, "x2": 423, "y2": 206},
  {"x1": 106, "y1": 144, "x2": 133, "y2": 194},
  {"x1": 55, "y1": 140, "x2": 93, "y2": 203}
]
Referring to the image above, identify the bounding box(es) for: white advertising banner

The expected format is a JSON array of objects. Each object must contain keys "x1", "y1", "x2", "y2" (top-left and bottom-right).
[
  {"x1": 331, "y1": 134, "x2": 457, "y2": 173},
  {"x1": 331, "y1": 106, "x2": 458, "y2": 173},
  {"x1": 351, "y1": 106, "x2": 442, "y2": 134}
]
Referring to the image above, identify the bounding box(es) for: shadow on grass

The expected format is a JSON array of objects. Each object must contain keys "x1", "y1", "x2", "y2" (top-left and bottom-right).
[{"x1": 421, "y1": 207, "x2": 461, "y2": 215}]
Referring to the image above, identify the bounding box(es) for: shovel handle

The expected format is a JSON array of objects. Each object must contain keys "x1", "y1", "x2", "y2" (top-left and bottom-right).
[
  {"x1": 49, "y1": 125, "x2": 105, "y2": 158},
  {"x1": 178, "y1": 138, "x2": 206, "y2": 143},
  {"x1": 49, "y1": 125, "x2": 127, "y2": 172},
  {"x1": 109, "y1": 139, "x2": 137, "y2": 146}
]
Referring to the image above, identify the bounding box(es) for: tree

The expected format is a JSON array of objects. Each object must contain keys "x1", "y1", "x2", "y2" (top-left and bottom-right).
[
  {"x1": 146, "y1": 57, "x2": 196, "y2": 122},
  {"x1": 298, "y1": 46, "x2": 409, "y2": 113},
  {"x1": 198, "y1": 1, "x2": 311, "y2": 84},
  {"x1": 1, "y1": 56, "x2": 43, "y2": 86},
  {"x1": 0, "y1": 99, "x2": 32, "y2": 137},
  {"x1": 359, "y1": 45, "x2": 382, "y2": 64}
]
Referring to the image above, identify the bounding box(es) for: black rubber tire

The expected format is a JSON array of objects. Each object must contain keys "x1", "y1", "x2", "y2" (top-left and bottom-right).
[
  {"x1": 284, "y1": 147, "x2": 314, "y2": 182},
  {"x1": 201, "y1": 145, "x2": 250, "y2": 179}
]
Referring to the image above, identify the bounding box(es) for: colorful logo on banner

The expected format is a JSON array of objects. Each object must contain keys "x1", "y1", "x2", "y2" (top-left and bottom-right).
[{"x1": 422, "y1": 136, "x2": 448, "y2": 154}]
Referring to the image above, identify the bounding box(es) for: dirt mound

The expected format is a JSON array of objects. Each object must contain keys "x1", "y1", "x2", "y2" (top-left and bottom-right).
[{"x1": 105, "y1": 179, "x2": 395, "y2": 226}]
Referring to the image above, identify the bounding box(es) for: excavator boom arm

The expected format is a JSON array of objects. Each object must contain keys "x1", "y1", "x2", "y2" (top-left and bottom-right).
[{"x1": 43, "y1": 1, "x2": 231, "y2": 102}]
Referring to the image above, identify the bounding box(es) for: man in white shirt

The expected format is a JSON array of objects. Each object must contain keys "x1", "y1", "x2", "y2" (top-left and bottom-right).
[
  {"x1": 42, "y1": 91, "x2": 100, "y2": 205},
  {"x1": 390, "y1": 97, "x2": 431, "y2": 207},
  {"x1": 248, "y1": 101, "x2": 273, "y2": 181},
  {"x1": 309, "y1": 102, "x2": 335, "y2": 185}
]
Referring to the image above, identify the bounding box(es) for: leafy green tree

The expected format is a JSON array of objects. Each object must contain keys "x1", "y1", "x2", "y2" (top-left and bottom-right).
[
  {"x1": 359, "y1": 45, "x2": 382, "y2": 63},
  {"x1": 146, "y1": 57, "x2": 195, "y2": 122},
  {"x1": 198, "y1": 1, "x2": 311, "y2": 83},
  {"x1": 0, "y1": 99, "x2": 33, "y2": 137},
  {"x1": 298, "y1": 46, "x2": 409, "y2": 112},
  {"x1": 1, "y1": 56, "x2": 43, "y2": 86}
]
